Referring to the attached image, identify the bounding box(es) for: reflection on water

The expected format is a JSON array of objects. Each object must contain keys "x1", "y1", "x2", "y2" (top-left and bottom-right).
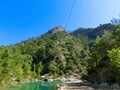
[{"x1": 5, "y1": 81, "x2": 62, "y2": 90}]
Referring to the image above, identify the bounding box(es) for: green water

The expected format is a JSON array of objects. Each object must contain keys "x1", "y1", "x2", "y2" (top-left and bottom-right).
[{"x1": 4, "y1": 81, "x2": 63, "y2": 90}]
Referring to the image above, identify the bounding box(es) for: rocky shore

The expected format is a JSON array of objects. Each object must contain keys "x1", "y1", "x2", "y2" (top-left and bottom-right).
[
  {"x1": 39, "y1": 74, "x2": 120, "y2": 90},
  {"x1": 40, "y1": 73, "x2": 81, "y2": 82},
  {"x1": 2, "y1": 74, "x2": 120, "y2": 90},
  {"x1": 57, "y1": 81, "x2": 120, "y2": 90}
]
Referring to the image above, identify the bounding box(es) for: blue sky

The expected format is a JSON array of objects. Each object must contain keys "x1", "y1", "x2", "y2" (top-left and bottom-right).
[{"x1": 0, "y1": 0, "x2": 120, "y2": 45}]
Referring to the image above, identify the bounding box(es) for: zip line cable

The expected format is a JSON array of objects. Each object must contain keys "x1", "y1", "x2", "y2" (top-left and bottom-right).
[{"x1": 65, "y1": 0, "x2": 76, "y2": 29}]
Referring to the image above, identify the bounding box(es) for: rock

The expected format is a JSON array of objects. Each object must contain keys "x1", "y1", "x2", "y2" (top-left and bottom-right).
[
  {"x1": 111, "y1": 83, "x2": 119, "y2": 88},
  {"x1": 99, "y1": 82, "x2": 109, "y2": 88},
  {"x1": 84, "y1": 82, "x2": 91, "y2": 86},
  {"x1": 48, "y1": 26, "x2": 65, "y2": 34},
  {"x1": 44, "y1": 78, "x2": 48, "y2": 81},
  {"x1": 93, "y1": 82, "x2": 99, "y2": 87},
  {"x1": 57, "y1": 83, "x2": 66, "y2": 90},
  {"x1": 34, "y1": 79, "x2": 38, "y2": 82},
  {"x1": 41, "y1": 76, "x2": 45, "y2": 78},
  {"x1": 11, "y1": 78, "x2": 17, "y2": 82},
  {"x1": 49, "y1": 79, "x2": 53, "y2": 82},
  {"x1": 1, "y1": 80, "x2": 5, "y2": 85},
  {"x1": 31, "y1": 79, "x2": 35, "y2": 82}
]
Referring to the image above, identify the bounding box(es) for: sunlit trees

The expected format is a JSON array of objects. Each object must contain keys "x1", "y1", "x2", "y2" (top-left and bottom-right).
[
  {"x1": 87, "y1": 25, "x2": 120, "y2": 83},
  {"x1": 108, "y1": 48, "x2": 120, "y2": 68}
]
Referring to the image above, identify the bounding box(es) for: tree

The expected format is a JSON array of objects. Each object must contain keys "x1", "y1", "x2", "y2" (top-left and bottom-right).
[
  {"x1": 112, "y1": 25, "x2": 120, "y2": 47},
  {"x1": 107, "y1": 48, "x2": 120, "y2": 83},
  {"x1": 36, "y1": 62, "x2": 43, "y2": 77},
  {"x1": 87, "y1": 31, "x2": 113, "y2": 82},
  {"x1": 108, "y1": 48, "x2": 120, "y2": 69},
  {"x1": 48, "y1": 61, "x2": 57, "y2": 74}
]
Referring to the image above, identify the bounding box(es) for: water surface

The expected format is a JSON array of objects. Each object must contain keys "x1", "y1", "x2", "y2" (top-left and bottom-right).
[{"x1": 4, "y1": 81, "x2": 62, "y2": 90}]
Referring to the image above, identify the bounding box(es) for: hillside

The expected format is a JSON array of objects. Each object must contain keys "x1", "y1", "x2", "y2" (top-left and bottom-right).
[
  {"x1": 71, "y1": 23, "x2": 115, "y2": 40},
  {"x1": 0, "y1": 24, "x2": 120, "y2": 88},
  {"x1": 17, "y1": 27, "x2": 87, "y2": 75},
  {"x1": 0, "y1": 26, "x2": 88, "y2": 87}
]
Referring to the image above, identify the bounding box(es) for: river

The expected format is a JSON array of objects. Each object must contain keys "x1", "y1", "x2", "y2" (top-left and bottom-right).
[{"x1": 4, "y1": 81, "x2": 63, "y2": 90}]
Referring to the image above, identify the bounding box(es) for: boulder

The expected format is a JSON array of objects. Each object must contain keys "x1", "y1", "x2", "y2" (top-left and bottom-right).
[
  {"x1": 99, "y1": 82, "x2": 109, "y2": 88},
  {"x1": 111, "y1": 83, "x2": 119, "y2": 88}
]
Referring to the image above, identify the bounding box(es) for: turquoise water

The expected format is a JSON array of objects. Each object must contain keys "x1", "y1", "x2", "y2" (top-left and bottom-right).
[{"x1": 4, "y1": 81, "x2": 63, "y2": 90}]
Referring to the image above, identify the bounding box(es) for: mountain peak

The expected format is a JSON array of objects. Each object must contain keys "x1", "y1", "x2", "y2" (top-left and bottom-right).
[{"x1": 48, "y1": 25, "x2": 65, "y2": 34}]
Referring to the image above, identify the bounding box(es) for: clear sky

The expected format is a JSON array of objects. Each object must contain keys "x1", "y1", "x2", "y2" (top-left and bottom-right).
[{"x1": 0, "y1": 0, "x2": 120, "y2": 45}]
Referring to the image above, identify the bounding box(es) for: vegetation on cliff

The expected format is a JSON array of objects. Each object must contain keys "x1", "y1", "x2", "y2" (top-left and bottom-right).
[{"x1": 1, "y1": 24, "x2": 120, "y2": 87}]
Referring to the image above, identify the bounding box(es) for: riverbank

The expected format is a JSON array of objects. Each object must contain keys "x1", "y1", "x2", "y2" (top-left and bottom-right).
[
  {"x1": 40, "y1": 73, "x2": 81, "y2": 82},
  {"x1": 0, "y1": 74, "x2": 81, "y2": 89},
  {"x1": 3, "y1": 73, "x2": 120, "y2": 90},
  {"x1": 0, "y1": 77, "x2": 41, "y2": 89},
  {"x1": 57, "y1": 81, "x2": 120, "y2": 90}
]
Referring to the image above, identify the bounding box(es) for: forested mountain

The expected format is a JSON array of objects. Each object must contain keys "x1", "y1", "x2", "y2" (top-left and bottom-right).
[
  {"x1": 0, "y1": 26, "x2": 88, "y2": 87},
  {"x1": 87, "y1": 25, "x2": 120, "y2": 84},
  {"x1": 0, "y1": 23, "x2": 120, "y2": 87},
  {"x1": 71, "y1": 23, "x2": 115, "y2": 40},
  {"x1": 17, "y1": 27, "x2": 87, "y2": 76}
]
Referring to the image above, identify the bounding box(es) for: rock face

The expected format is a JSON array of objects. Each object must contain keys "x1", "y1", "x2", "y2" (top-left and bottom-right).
[{"x1": 48, "y1": 26, "x2": 65, "y2": 34}]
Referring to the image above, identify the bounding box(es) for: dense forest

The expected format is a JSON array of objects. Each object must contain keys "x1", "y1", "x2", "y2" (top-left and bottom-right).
[{"x1": 0, "y1": 23, "x2": 120, "y2": 87}]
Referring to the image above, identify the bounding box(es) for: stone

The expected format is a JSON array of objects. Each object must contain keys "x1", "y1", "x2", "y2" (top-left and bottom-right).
[
  {"x1": 111, "y1": 83, "x2": 119, "y2": 88},
  {"x1": 99, "y1": 82, "x2": 109, "y2": 88},
  {"x1": 48, "y1": 26, "x2": 65, "y2": 34}
]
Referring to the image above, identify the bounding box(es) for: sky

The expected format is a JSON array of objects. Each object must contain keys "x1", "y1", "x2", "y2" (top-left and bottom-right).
[{"x1": 0, "y1": 0, "x2": 120, "y2": 45}]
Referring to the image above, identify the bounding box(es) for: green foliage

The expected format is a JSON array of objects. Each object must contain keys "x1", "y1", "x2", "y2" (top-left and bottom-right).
[
  {"x1": 87, "y1": 25, "x2": 120, "y2": 83},
  {"x1": 35, "y1": 62, "x2": 43, "y2": 77},
  {"x1": 2, "y1": 24, "x2": 120, "y2": 88},
  {"x1": 108, "y1": 48, "x2": 120, "y2": 69},
  {"x1": 48, "y1": 61, "x2": 58, "y2": 74},
  {"x1": 2, "y1": 24, "x2": 117, "y2": 86},
  {"x1": 0, "y1": 30, "x2": 88, "y2": 87}
]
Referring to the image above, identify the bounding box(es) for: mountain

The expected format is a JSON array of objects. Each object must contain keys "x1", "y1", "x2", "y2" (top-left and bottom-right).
[
  {"x1": 17, "y1": 27, "x2": 86, "y2": 75},
  {"x1": 71, "y1": 23, "x2": 115, "y2": 40},
  {"x1": 0, "y1": 26, "x2": 89, "y2": 87},
  {"x1": 0, "y1": 23, "x2": 119, "y2": 87}
]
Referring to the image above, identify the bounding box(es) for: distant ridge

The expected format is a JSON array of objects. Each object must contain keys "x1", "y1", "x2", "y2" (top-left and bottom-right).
[
  {"x1": 48, "y1": 25, "x2": 65, "y2": 34},
  {"x1": 71, "y1": 23, "x2": 115, "y2": 39}
]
